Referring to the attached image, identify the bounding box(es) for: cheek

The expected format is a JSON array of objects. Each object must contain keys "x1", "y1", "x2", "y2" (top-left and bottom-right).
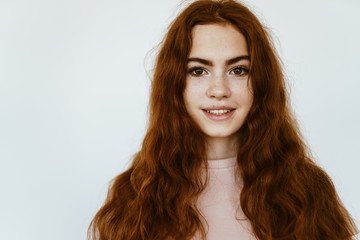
[
  {"x1": 233, "y1": 81, "x2": 253, "y2": 103},
  {"x1": 247, "y1": 81, "x2": 254, "y2": 106},
  {"x1": 183, "y1": 88, "x2": 195, "y2": 114},
  {"x1": 183, "y1": 81, "x2": 202, "y2": 109},
  {"x1": 232, "y1": 87, "x2": 253, "y2": 125}
]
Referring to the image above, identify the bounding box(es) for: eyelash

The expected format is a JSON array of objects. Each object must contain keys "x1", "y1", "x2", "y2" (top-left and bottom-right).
[{"x1": 187, "y1": 66, "x2": 249, "y2": 77}]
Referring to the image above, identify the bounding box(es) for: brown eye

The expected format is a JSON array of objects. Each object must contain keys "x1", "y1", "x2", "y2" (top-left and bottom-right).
[
  {"x1": 231, "y1": 67, "x2": 249, "y2": 76},
  {"x1": 188, "y1": 67, "x2": 206, "y2": 76},
  {"x1": 194, "y1": 69, "x2": 204, "y2": 75}
]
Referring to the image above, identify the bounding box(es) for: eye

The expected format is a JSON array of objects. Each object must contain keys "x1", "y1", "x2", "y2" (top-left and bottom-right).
[
  {"x1": 230, "y1": 66, "x2": 249, "y2": 76},
  {"x1": 188, "y1": 67, "x2": 207, "y2": 77}
]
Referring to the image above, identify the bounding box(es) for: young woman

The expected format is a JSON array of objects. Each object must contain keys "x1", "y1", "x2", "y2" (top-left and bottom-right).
[{"x1": 88, "y1": 0, "x2": 358, "y2": 239}]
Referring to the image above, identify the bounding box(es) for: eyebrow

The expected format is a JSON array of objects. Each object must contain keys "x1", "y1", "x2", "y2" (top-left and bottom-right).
[{"x1": 187, "y1": 55, "x2": 250, "y2": 66}]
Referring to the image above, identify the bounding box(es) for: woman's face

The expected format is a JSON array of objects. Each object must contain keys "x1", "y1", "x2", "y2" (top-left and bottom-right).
[{"x1": 184, "y1": 23, "x2": 253, "y2": 141}]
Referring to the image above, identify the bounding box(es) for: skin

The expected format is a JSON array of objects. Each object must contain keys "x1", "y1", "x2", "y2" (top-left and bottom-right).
[{"x1": 184, "y1": 23, "x2": 253, "y2": 160}]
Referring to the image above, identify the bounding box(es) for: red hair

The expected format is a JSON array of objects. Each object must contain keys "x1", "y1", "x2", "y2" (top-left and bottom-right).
[{"x1": 88, "y1": 0, "x2": 358, "y2": 239}]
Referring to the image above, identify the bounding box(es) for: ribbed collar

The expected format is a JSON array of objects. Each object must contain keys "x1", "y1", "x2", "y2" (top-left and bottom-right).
[{"x1": 207, "y1": 156, "x2": 237, "y2": 169}]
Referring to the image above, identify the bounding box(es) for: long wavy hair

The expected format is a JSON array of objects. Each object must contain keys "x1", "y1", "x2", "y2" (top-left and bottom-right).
[{"x1": 88, "y1": 0, "x2": 358, "y2": 239}]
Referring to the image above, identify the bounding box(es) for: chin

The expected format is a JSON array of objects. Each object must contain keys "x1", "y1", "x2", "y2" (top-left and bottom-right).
[{"x1": 202, "y1": 130, "x2": 237, "y2": 139}]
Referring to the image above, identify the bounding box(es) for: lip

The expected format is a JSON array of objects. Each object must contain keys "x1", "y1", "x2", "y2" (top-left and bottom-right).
[
  {"x1": 202, "y1": 105, "x2": 235, "y2": 111},
  {"x1": 202, "y1": 108, "x2": 235, "y2": 121}
]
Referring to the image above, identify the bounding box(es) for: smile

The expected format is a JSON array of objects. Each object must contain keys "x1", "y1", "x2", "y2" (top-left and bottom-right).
[
  {"x1": 202, "y1": 107, "x2": 235, "y2": 121},
  {"x1": 205, "y1": 109, "x2": 231, "y2": 115}
]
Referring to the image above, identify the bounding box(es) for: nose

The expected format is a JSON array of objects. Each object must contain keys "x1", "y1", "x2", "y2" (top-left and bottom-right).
[{"x1": 206, "y1": 76, "x2": 231, "y2": 100}]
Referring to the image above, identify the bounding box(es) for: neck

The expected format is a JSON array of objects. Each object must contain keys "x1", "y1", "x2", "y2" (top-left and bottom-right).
[{"x1": 206, "y1": 134, "x2": 238, "y2": 160}]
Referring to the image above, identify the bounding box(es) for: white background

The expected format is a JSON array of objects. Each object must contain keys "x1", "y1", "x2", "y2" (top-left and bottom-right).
[{"x1": 0, "y1": 0, "x2": 359, "y2": 239}]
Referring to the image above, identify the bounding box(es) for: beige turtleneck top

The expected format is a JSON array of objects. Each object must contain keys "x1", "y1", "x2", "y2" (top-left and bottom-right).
[{"x1": 195, "y1": 156, "x2": 256, "y2": 240}]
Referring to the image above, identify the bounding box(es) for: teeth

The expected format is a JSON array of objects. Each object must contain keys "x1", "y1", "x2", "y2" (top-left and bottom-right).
[{"x1": 206, "y1": 109, "x2": 231, "y2": 115}]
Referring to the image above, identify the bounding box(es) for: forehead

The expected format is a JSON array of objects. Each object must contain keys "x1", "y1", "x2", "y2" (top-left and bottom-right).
[{"x1": 189, "y1": 23, "x2": 248, "y2": 59}]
